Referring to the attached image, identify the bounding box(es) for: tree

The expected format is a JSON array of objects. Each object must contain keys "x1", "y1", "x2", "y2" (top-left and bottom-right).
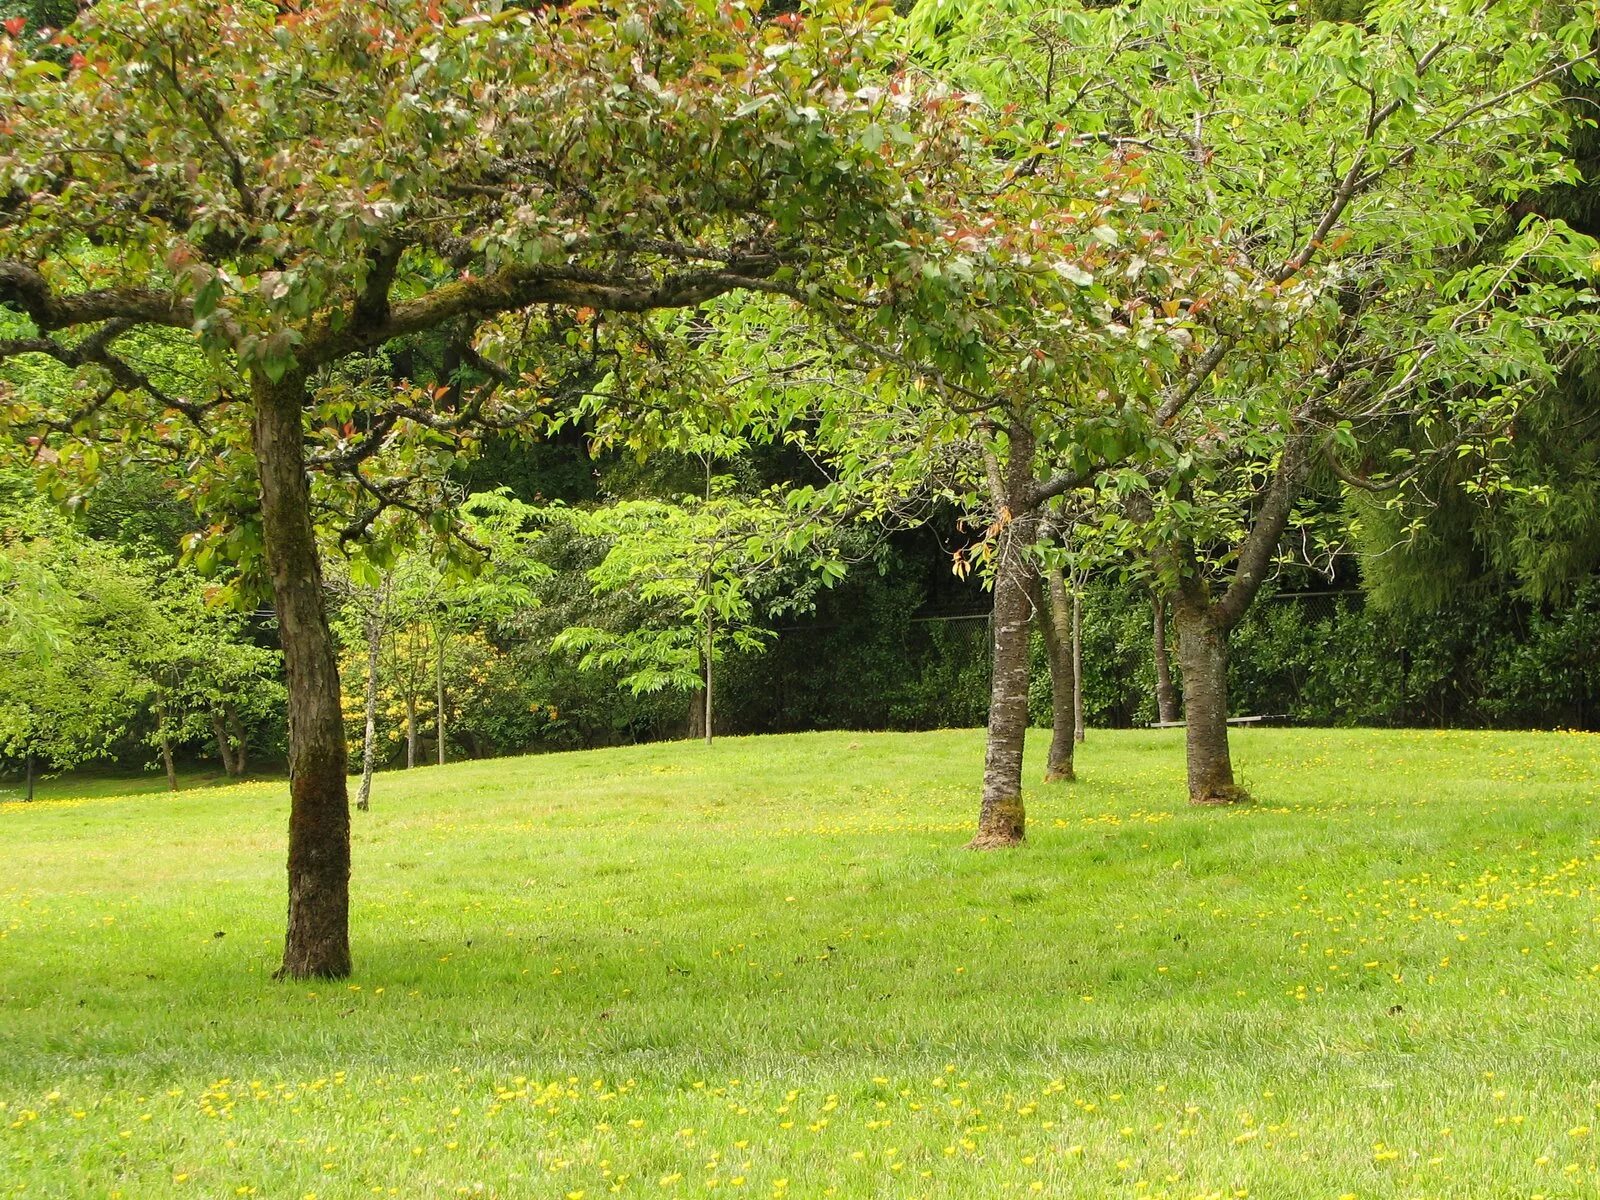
[
  {"x1": 913, "y1": 0, "x2": 1600, "y2": 804},
  {"x1": 0, "y1": 483, "x2": 282, "y2": 795},
  {"x1": 138, "y1": 569, "x2": 282, "y2": 788},
  {"x1": 1034, "y1": 508, "x2": 1106, "y2": 781},
  {"x1": 758, "y1": 93, "x2": 1243, "y2": 844},
  {"x1": 0, "y1": 0, "x2": 955, "y2": 976},
  {"x1": 0, "y1": 499, "x2": 77, "y2": 800},
  {"x1": 330, "y1": 570, "x2": 389, "y2": 812},
  {"x1": 1150, "y1": 591, "x2": 1179, "y2": 725},
  {"x1": 332, "y1": 489, "x2": 542, "y2": 804},
  {"x1": 554, "y1": 482, "x2": 842, "y2": 743},
  {"x1": 1034, "y1": 564, "x2": 1077, "y2": 782},
  {"x1": 0, "y1": 504, "x2": 154, "y2": 796}
]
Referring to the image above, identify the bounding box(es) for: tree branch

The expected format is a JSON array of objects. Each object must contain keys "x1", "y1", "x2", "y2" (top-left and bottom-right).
[
  {"x1": 0, "y1": 261, "x2": 192, "y2": 332},
  {"x1": 300, "y1": 256, "x2": 791, "y2": 367},
  {"x1": 1212, "y1": 428, "x2": 1314, "y2": 632}
]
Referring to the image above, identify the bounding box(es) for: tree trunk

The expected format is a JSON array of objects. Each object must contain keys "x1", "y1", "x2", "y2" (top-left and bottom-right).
[
  {"x1": 687, "y1": 688, "x2": 706, "y2": 740},
  {"x1": 357, "y1": 605, "x2": 380, "y2": 812},
  {"x1": 435, "y1": 628, "x2": 447, "y2": 767},
  {"x1": 405, "y1": 694, "x2": 417, "y2": 770},
  {"x1": 252, "y1": 371, "x2": 352, "y2": 981},
  {"x1": 1038, "y1": 568, "x2": 1075, "y2": 783},
  {"x1": 702, "y1": 609, "x2": 713, "y2": 746},
  {"x1": 156, "y1": 703, "x2": 178, "y2": 791},
  {"x1": 226, "y1": 703, "x2": 248, "y2": 776},
  {"x1": 1162, "y1": 431, "x2": 1307, "y2": 807},
  {"x1": 1173, "y1": 601, "x2": 1245, "y2": 805},
  {"x1": 971, "y1": 434, "x2": 1039, "y2": 849},
  {"x1": 24, "y1": 750, "x2": 34, "y2": 802},
  {"x1": 1152, "y1": 594, "x2": 1179, "y2": 723},
  {"x1": 1071, "y1": 588, "x2": 1085, "y2": 743},
  {"x1": 212, "y1": 709, "x2": 234, "y2": 776}
]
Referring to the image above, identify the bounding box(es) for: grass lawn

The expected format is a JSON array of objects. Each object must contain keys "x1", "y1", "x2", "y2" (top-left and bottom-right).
[
  {"x1": 3, "y1": 727, "x2": 1599, "y2": 1199},
  {"x1": 1, "y1": 766, "x2": 278, "y2": 806}
]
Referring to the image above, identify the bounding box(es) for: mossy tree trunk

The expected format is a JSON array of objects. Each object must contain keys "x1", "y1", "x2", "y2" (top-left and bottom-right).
[{"x1": 253, "y1": 372, "x2": 351, "y2": 981}]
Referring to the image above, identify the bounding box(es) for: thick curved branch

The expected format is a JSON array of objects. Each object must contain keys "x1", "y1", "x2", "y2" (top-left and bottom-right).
[
  {"x1": 1212, "y1": 429, "x2": 1314, "y2": 632},
  {"x1": 351, "y1": 241, "x2": 403, "y2": 332},
  {"x1": 0, "y1": 261, "x2": 192, "y2": 332},
  {"x1": 302, "y1": 256, "x2": 791, "y2": 366}
]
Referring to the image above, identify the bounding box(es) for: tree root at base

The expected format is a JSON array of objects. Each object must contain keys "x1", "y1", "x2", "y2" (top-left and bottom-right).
[{"x1": 1189, "y1": 784, "x2": 1252, "y2": 807}]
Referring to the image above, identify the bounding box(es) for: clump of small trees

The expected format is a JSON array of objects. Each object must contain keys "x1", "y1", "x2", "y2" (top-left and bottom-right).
[{"x1": 0, "y1": 488, "x2": 281, "y2": 798}]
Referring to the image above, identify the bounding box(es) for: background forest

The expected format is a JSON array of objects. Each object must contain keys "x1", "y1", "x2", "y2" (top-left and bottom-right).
[
  {"x1": 13, "y1": 421, "x2": 1600, "y2": 802},
  {"x1": 0, "y1": 0, "x2": 1593, "y2": 800}
]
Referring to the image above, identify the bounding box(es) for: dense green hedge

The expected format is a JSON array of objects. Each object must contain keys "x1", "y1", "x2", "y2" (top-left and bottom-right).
[
  {"x1": 1227, "y1": 583, "x2": 1600, "y2": 729},
  {"x1": 727, "y1": 574, "x2": 1600, "y2": 735}
]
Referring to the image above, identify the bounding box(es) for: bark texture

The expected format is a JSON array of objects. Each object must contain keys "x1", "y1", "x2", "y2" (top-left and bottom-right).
[
  {"x1": 687, "y1": 688, "x2": 706, "y2": 741},
  {"x1": 1164, "y1": 433, "x2": 1313, "y2": 806},
  {"x1": 1173, "y1": 602, "x2": 1245, "y2": 805},
  {"x1": 971, "y1": 432, "x2": 1039, "y2": 849},
  {"x1": 1037, "y1": 568, "x2": 1076, "y2": 783},
  {"x1": 253, "y1": 372, "x2": 352, "y2": 980}
]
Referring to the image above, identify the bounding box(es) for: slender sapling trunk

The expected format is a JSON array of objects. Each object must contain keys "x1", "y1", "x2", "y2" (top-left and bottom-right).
[
  {"x1": 357, "y1": 603, "x2": 380, "y2": 812},
  {"x1": 435, "y1": 628, "x2": 447, "y2": 767},
  {"x1": 1152, "y1": 594, "x2": 1179, "y2": 723},
  {"x1": 1071, "y1": 587, "x2": 1085, "y2": 743},
  {"x1": 1038, "y1": 567, "x2": 1076, "y2": 783},
  {"x1": 703, "y1": 609, "x2": 713, "y2": 747},
  {"x1": 405, "y1": 694, "x2": 417, "y2": 770},
  {"x1": 156, "y1": 702, "x2": 178, "y2": 791}
]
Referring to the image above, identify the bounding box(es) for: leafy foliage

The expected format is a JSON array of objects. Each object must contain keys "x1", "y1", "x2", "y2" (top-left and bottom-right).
[{"x1": 553, "y1": 480, "x2": 844, "y2": 700}]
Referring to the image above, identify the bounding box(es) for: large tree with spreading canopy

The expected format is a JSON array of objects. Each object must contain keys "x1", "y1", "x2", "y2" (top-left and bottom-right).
[{"x1": 0, "y1": 0, "x2": 969, "y2": 977}]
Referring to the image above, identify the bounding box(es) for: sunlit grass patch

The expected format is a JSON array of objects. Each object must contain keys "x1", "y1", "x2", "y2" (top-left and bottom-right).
[{"x1": 3, "y1": 728, "x2": 1599, "y2": 1197}]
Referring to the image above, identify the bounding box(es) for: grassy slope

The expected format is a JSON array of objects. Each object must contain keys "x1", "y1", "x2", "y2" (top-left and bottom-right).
[{"x1": 2, "y1": 727, "x2": 1599, "y2": 1199}]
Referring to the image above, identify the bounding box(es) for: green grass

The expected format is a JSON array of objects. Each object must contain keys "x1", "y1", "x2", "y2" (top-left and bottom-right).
[
  {"x1": 0, "y1": 765, "x2": 279, "y2": 805},
  {"x1": 3, "y1": 727, "x2": 1600, "y2": 1200}
]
